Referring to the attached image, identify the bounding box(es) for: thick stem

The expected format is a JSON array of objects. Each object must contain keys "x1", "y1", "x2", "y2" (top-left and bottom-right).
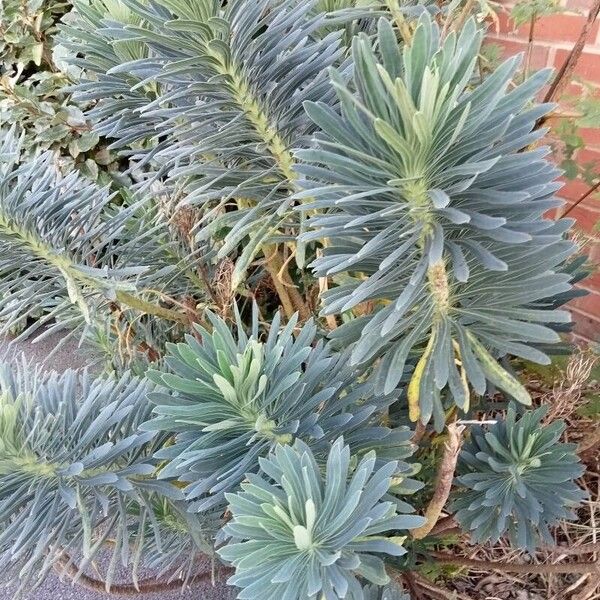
[
  {"x1": 410, "y1": 423, "x2": 465, "y2": 539},
  {"x1": 262, "y1": 244, "x2": 311, "y2": 321},
  {"x1": 404, "y1": 181, "x2": 459, "y2": 422},
  {"x1": 427, "y1": 261, "x2": 451, "y2": 313},
  {"x1": 115, "y1": 291, "x2": 188, "y2": 324},
  {"x1": 208, "y1": 55, "x2": 312, "y2": 320},
  {"x1": 428, "y1": 515, "x2": 458, "y2": 537},
  {"x1": 389, "y1": 567, "x2": 473, "y2": 600},
  {"x1": 0, "y1": 214, "x2": 188, "y2": 325},
  {"x1": 224, "y1": 63, "x2": 297, "y2": 185},
  {"x1": 385, "y1": 0, "x2": 413, "y2": 43},
  {"x1": 411, "y1": 421, "x2": 427, "y2": 444},
  {"x1": 408, "y1": 258, "x2": 464, "y2": 422},
  {"x1": 442, "y1": 0, "x2": 477, "y2": 40},
  {"x1": 429, "y1": 551, "x2": 600, "y2": 574}
]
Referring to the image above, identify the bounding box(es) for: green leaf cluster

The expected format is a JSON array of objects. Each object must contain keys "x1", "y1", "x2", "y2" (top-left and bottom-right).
[
  {"x1": 0, "y1": 0, "x2": 591, "y2": 598},
  {"x1": 452, "y1": 404, "x2": 585, "y2": 550},
  {"x1": 219, "y1": 438, "x2": 423, "y2": 600},
  {"x1": 0, "y1": 0, "x2": 109, "y2": 171},
  {"x1": 144, "y1": 306, "x2": 419, "y2": 511}
]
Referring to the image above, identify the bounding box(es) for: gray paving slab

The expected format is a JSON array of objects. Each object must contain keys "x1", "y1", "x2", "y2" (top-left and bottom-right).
[
  {"x1": 1, "y1": 329, "x2": 94, "y2": 372},
  {"x1": 0, "y1": 329, "x2": 232, "y2": 600},
  {"x1": 4, "y1": 561, "x2": 234, "y2": 600}
]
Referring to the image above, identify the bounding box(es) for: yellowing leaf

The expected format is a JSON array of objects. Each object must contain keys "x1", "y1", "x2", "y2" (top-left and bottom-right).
[
  {"x1": 467, "y1": 331, "x2": 531, "y2": 405},
  {"x1": 407, "y1": 332, "x2": 436, "y2": 422},
  {"x1": 31, "y1": 43, "x2": 44, "y2": 66}
]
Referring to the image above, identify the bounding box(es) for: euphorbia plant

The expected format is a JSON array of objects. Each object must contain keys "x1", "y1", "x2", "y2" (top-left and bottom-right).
[{"x1": 0, "y1": 0, "x2": 590, "y2": 598}]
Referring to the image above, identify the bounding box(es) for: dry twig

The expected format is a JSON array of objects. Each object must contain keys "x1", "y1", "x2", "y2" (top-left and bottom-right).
[
  {"x1": 429, "y1": 551, "x2": 600, "y2": 575},
  {"x1": 541, "y1": 0, "x2": 600, "y2": 108},
  {"x1": 411, "y1": 422, "x2": 465, "y2": 539}
]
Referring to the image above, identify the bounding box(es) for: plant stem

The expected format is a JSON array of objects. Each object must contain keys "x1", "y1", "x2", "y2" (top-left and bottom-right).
[
  {"x1": 525, "y1": 14, "x2": 536, "y2": 78},
  {"x1": 0, "y1": 213, "x2": 189, "y2": 325},
  {"x1": 559, "y1": 179, "x2": 600, "y2": 219},
  {"x1": 386, "y1": 0, "x2": 413, "y2": 44},
  {"x1": 541, "y1": 0, "x2": 600, "y2": 108},
  {"x1": 411, "y1": 420, "x2": 427, "y2": 444},
  {"x1": 262, "y1": 244, "x2": 310, "y2": 321},
  {"x1": 443, "y1": 0, "x2": 476, "y2": 39},
  {"x1": 428, "y1": 515, "x2": 458, "y2": 537},
  {"x1": 389, "y1": 567, "x2": 474, "y2": 600},
  {"x1": 428, "y1": 551, "x2": 600, "y2": 574},
  {"x1": 114, "y1": 291, "x2": 188, "y2": 324},
  {"x1": 410, "y1": 422, "x2": 465, "y2": 539},
  {"x1": 224, "y1": 63, "x2": 297, "y2": 185},
  {"x1": 206, "y1": 53, "x2": 312, "y2": 320}
]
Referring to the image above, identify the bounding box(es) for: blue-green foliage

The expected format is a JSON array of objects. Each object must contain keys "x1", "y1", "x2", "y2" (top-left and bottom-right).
[
  {"x1": 0, "y1": 363, "x2": 206, "y2": 592},
  {"x1": 62, "y1": 0, "x2": 349, "y2": 280},
  {"x1": 0, "y1": 130, "x2": 206, "y2": 357},
  {"x1": 144, "y1": 307, "x2": 417, "y2": 511},
  {"x1": 297, "y1": 15, "x2": 577, "y2": 425},
  {"x1": 219, "y1": 438, "x2": 424, "y2": 600},
  {"x1": 363, "y1": 582, "x2": 411, "y2": 600},
  {"x1": 452, "y1": 405, "x2": 585, "y2": 550},
  {"x1": 0, "y1": 0, "x2": 590, "y2": 597}
]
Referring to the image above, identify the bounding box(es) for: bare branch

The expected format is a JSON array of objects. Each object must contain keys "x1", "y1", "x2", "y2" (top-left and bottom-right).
[
  {"x1": 411, "y1": 423, "x2": 465, "y2": 539},
  {"x1": 541, "y1": 0, "x2": 600, "y2": 107},
  {"x1": 429, "y1": 551, "x2": 600, "y2": 575}
]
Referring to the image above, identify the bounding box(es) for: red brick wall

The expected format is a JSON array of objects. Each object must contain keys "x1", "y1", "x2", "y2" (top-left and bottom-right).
[{"x1": 487, "y1": 0, "x2": 600, "y2": 342}]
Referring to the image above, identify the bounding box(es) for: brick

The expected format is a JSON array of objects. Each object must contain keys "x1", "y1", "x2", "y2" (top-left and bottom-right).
[
  {"x1": 570, "y1": 286, "x2": 600, "y2": 312},
  {"x1": 502, "y1": 13, "x2": 598, "y2": 44},
  {"x1": 570, "y1": 308, "x2": 600, "y2": 340},
  {"x1": 571, "y1": 332, "x2": 595, "y2": 344},
  {"x1": 580, "y1": 127, "x2": 600, "y2": 146},
  {"x1": 589, "y1": 238, "x2": 600, "y2": 261},
  {"x1": 559, "y1": 177, "x2": 593, "y2": 200},
  {"x1": 570, "y1": 289, "x2": 600, "y2": 340},
  {"x1": 485, "y1": 37, "x2": 550, "y2": 69},
  {"x1": 555, "y1": 81, "x2": 591, "y2": 98},
  {"x1": 559, "y1": 202, "x2": 600, "y2": 232},
  {"x1": 485, "y1": 16, "x2": 599, "y2": 291},
  {"x1": 537, "y1": 14, "x2": 600, "y2": 43},
  {"x1": 495, "y1": 11, "x2": 514, "y2": 35},
  {"x1": 564, "y1": 0, "x2": 598, "y2": 14},
  {"x1": 554, "y1": 49, "x2": 600, "y2": 84},
  {"x1": 575, "y1": 146, "x2": 600, "y2": 167},
  {"x1": 494, "y1": 6, "x2": 600, "y2": 41}
]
